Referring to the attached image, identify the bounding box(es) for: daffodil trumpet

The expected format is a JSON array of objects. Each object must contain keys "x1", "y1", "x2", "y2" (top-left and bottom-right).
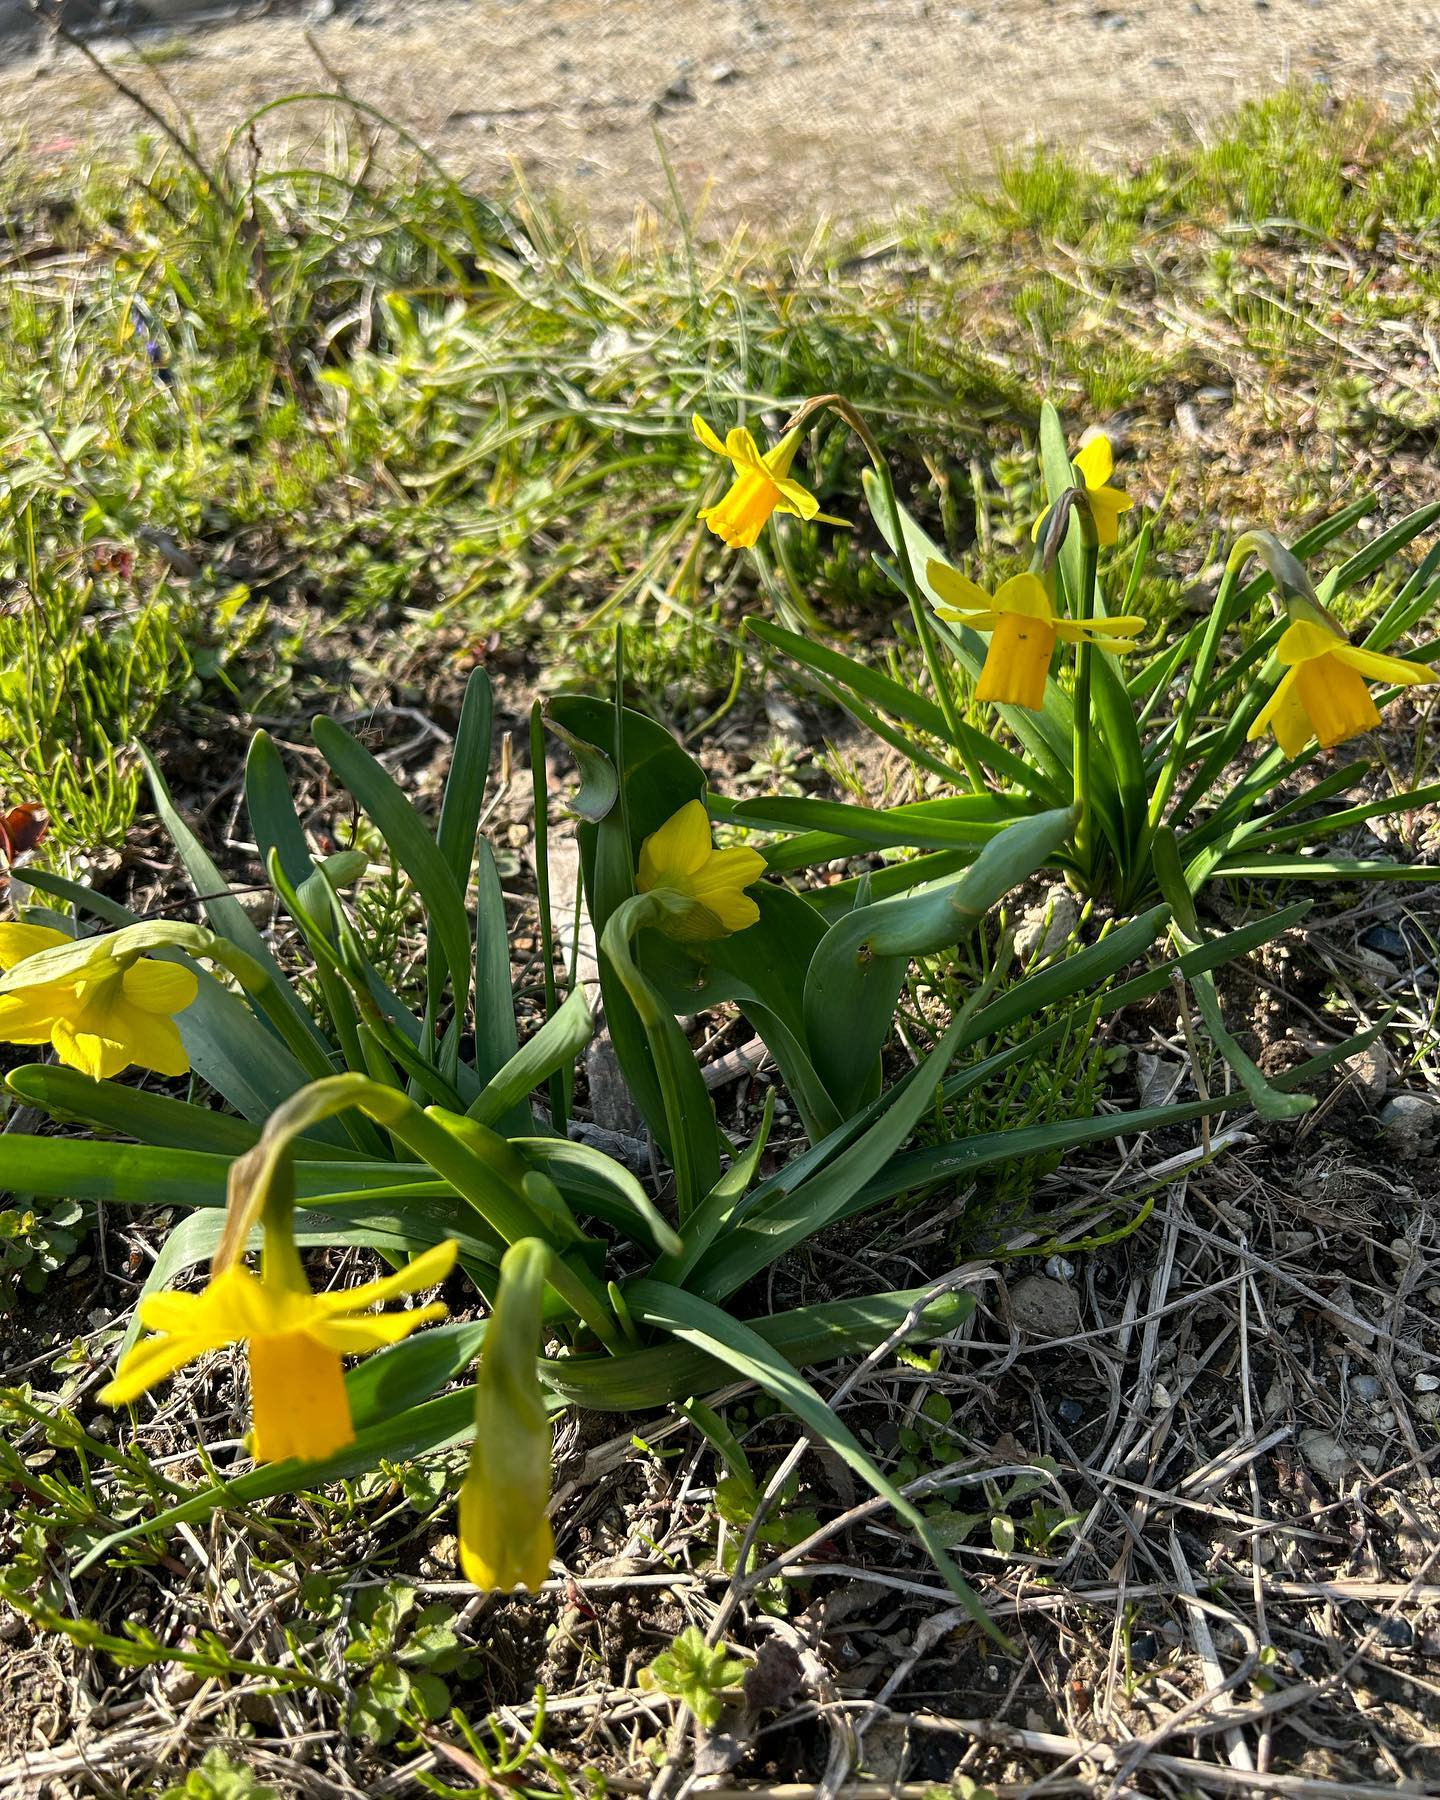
[
  {"x1": 927, "y1": 565, "x2": 1147, "y2": 713},
  {"x1": 1248, "y1": 609, "x2": 1438, "y2": 758}
]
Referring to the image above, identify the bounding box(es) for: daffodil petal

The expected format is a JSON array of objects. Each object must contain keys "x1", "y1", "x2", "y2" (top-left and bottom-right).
[
  {"x1": 107, "y1": 1003, "x2": 191, "y2": 1077},
  {"x1": 1275, "y1": 618, "x2": 1344, "y2": 666},
  {"x1": 1074, "y1": 435, "x2": 1115, "y2": 487},
  {"x1": 309, "y1": 1303, "x2": 449, "y2": 1354},
  {"x1": 723, "y1": 426, "x2": 766, "y2": 471},
  {"x1": 1332, "y1": 643, "x2": 1439, "y2": 688},
  {"x1": 311, "y1": 1240, "x2": 459, "y2": 1316},
  {"x1": 993, "y1": 572, "x2": 1056, "y2": 623},
  {"x1": 0, "y1": 923, "x2": 73, "y2": 971},
  {"x1": 1054, "y1": 613, "x2": 1148, "y2": 645},
  {"x1": 638, "y1": 798, "x2": 713, "y2": 888},
  {"x1": 1247, "y1": 667, "x2": 1310, "y2": 756},
  {"x1": 99, "y1": 1328, "x2": 223, "y2": 1407},
  {"x1": 692, "y1": 414, "x2": 728, "y2": 458},
  {"x1": 771, "y1": 476, "x2": 820, "y2": 520},
  {"x1": 925, "y1": 561, "x2": 992, "y2": 614},
  {"x1": 50, "y1": 1019, "x2": 129, "y2": 1080},
  {"x1": 122, "y1": 958, "x2": 199, "y2": 1016}
]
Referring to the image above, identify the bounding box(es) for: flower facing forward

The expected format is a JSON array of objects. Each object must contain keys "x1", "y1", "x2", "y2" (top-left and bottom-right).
[
  {"x1": 637, "y1": 799, "x2": 766, "y2": 941},
  {"x1": 0, "y1": 923, "x2": 197, "y2": 1080},
  {"x1": 1033, "y1": 434, "x2": 1134, "y2": 548},
  {"x1": 692, "y1": 415, "x2": 844, "y2": 549},
  {"x1": 928, "y1": 565, "x2": 1147, "y2": 711},
  {"x1": 458, "y1": 1240, "x2": 554, "y2": 1591},
  {"x1": 1248, "y1": 616, "x2": 1438, "y2": 757},
  {"x1": 100, "y1": 1238, "x2": 458, "y2": 1463}
]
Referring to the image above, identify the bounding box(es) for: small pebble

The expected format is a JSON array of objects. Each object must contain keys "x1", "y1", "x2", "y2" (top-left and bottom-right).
[
  {"x1": 1415, "y1": 1373, "x2": 1440, "y2": 1393},
  {"x1": 1349, "y1": 1374, "x2": 1381, "y2": 1402},
  {"x1": 1365, "y1": 1613, "x2": 1414, "y2": 1651},
  {"x1": 1129, "y1": 1629, "x2": 1159, "y2": 1666},
  {"x1": 1056, "y1": 1398, "x2": 1085, "y2": 1427}
]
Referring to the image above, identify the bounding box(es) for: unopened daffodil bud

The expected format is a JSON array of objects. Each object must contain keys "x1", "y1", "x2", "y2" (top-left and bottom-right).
[{"x1": 458, "y1": 1238, "x2": 555, "y2": 1592}]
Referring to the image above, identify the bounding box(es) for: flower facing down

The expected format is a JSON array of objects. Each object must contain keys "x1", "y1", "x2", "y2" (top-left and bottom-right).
[
  {"x1": 0, "y1": 923, "x2": 197, "y2": 1081},
  {"x1": 459, "y1": 1240, "x2": 554, "y2": 1592},
  {"x1": 692, "y1": 414, "x2": 845, "y2": 549},
  {"x1": 1248, "y1": 616, "x2": 1438, "y2": 758},
  {"x1": 637, "y1": 799, "x2": 766, "y2": 941},
  {"x1": 928, "y1": 564, "x2": 1147, "y2": 711},
  {"x1": 1033, "y1": 434, "x2": 1134, "y2": 548},
  {"x1": 100, "y1": 1239, "x2": 458, "y2": 1463}
]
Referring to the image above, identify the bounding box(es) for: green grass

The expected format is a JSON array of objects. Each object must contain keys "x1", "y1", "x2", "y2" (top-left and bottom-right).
[{"x1": 4, "y1": 85, "x2": 1440, "y2": 856}]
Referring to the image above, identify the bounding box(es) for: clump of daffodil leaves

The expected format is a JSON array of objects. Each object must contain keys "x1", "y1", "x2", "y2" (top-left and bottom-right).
[
  {"x1": 0, "y1": 384, "x2": 1425, "y2": 1643},
  {"x1": 7, "y1": 659, "x2": 1259, "y2": 1647},
  {"x1": 697, "y1": 392, "x2": 1438, "y2": 1117}
]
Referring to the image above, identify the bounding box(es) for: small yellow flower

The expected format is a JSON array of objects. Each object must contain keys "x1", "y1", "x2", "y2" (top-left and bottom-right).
[
  {"x1": 100, "y1": 1238, "x2": 457, "y2": 1463},
  {"x1": 928, "y1": 564, "x2": 1147, "y2": 711},
  {"x1": 1248, "y1": 616, "x2": 1438, "y2": 758},
  {"x1": 1032, "y1": 434, "x2": 1134, "y2": 548},
  {"x1": 637, "y1": 799, "x2": 766, "y2": 941},
  {"x1": 0, "y1": 924, "x2": 197, "y2": 1081},
  {"x1": 458, "y1": 1240, "x2": 554, "y2": 1592},
  {"x1": 692, "y1": 414, "x2": 845, "y2": 549}
]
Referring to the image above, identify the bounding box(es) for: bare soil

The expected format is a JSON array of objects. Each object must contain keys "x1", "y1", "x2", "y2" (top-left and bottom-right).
[{"x1": 6, "y1": 0, "x2": 1434, "y2": 239}]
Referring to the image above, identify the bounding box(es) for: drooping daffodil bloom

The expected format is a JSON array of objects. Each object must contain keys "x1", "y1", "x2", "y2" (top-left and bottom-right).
[
  {"x1": 692, "y1": 414, "x2": 846, "y2": 549},
  {"x1": 0, "y1": 923, "x2": 197, "y2": 1081},
  {"x1": 1247, "y1": 615, "x2": 1438, "y2": 758},
  {"x1": 928, "y1": 564, "x2": 1147, "y2": 711},
  {"x1": 1032, "y1": 433, "x2": 1134, "y2": 548},
  {"x1": 100, "y1": 1238, "x2": 457, "y2": 1463},
  {"x1": 637, "y1": 799, "x2": 766, "y2": 941},
  {"x1": 458, "y1": 1240, "x2": 555, "y2": 1591}
]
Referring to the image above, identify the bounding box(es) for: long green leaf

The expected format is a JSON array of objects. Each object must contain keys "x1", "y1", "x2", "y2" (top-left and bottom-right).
[
  {"x1": 1153, "y1": 828, "x2": 1311, "y2": 1119},
  {"x1": 436, "y1": 668, "x2": 494, "y2": 890},
  {"x1": 691, "y1": 1002, "x2": 973, "y2": 1302},
  {"x1": 312, "y1": 714, "x2": 473, "y2": 1065},
  {"x1": 467, "y1": 986, "x2": 593, "y2": 1129},
  {"x1": 624, "y1": 1279, "x2": 1005, "y2": 1643},
  {"x1": 141, "y1": 744, "x2": 327, "y2": 1058},
  {"x1": 803, "y1": 808, "x2": 1073, "y2": 1116}
]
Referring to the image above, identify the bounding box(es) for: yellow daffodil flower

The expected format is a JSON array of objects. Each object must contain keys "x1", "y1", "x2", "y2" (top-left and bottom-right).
[
  {"x1": 1032, "y1": 434, "x2": 1134, "y2": 547},
  {"x1": 1247, "y1": 616, "x2": 1438, "y2": 757},
  {"x1": 928, "y1": 564, "x2": 1147, "y2": 711},
  {"x1": 100, "y1": 1238, "x2": 457, "y2": 1463},
  {"x1": 637, "y1": 799, "x2": 766, "y2": 941},
  {"x1": 692, "y1": 414, "x2": 845, "y2": 549},
  {"x1": 458, "y1": 1240, "x2": 554, "y2": 1591},
  {"x1": 0, "y1": 923, "x2": 197, "y2": 1081}
]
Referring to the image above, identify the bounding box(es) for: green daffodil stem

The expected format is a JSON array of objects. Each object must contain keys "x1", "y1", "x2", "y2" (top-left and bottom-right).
[
  {"x1": 1042, "y1": 487, "x2": 1101, "y2": 872},
  {"x1": 785, "y1": 392, "x2": 988, "y2": 796},
  {"x1": 1072, "y1": 536, "x2": 1100, "y2": 870}
]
